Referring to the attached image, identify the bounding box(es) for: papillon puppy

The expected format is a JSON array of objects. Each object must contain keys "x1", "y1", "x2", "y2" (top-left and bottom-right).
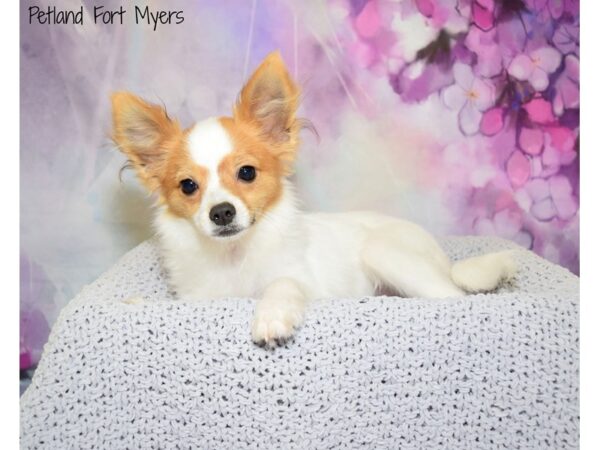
[{"x1": 111, "y1": 51, "x2": 515, "y2": 346}]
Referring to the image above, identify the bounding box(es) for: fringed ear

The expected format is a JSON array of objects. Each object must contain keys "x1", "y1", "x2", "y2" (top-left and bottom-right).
[
  {"x1": 234, "y1": 51, "x2": 301, "y2": 170},
  {"x1": 111, "y1": 92, "x2": 181, "y2": 191}
]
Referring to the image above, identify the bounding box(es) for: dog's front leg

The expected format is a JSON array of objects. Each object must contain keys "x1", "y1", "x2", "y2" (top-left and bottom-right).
[{"x1": 251, "y1": 277, "x2": 306, "y2": 346}]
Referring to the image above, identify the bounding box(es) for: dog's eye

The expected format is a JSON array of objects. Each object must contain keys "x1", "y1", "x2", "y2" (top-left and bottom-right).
[
  {"x1": 180, "y1": 178, "x2": 198, "y2": 195},
  {"x1": 238, "y1": 165, "x2": 256, "y2": 182}
]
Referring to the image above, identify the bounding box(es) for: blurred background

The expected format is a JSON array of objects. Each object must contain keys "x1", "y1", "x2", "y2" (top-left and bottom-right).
[{"x1": 21, "y1": 0, "x2": 579, "y2": 386}]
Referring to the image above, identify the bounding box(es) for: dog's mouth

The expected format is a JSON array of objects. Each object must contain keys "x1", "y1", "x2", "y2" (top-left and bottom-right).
[
  {"x1": 213, "y1": 227, "x2": 243, "y2": 238},
  {"x1": 211, "y1": 217, "x2": 256, "y2": 239}
]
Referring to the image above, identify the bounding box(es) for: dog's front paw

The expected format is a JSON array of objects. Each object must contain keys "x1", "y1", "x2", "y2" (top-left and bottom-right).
[{"x1": 251, "y1": 300, "x2": 304, "y2": 347}]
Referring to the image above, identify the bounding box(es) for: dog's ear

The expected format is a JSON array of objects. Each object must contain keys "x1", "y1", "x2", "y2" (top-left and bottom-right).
[
  {"x1": 111, "y1": 92, "x2": 181, "y2": 191},
  {"x1": 234, "y1": 51, "x2": 301, "y2": 169}
]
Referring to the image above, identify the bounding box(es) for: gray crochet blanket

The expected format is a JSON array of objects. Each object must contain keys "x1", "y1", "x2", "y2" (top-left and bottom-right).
[{"x1": 20, "y1": 236, "x2": 579, "y2": 450}]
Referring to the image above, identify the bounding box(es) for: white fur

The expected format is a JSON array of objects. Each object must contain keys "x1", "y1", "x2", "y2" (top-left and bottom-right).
[
  {"x1": 187, "y1": 118, "x2": 252, "y2": 237},
  {"x1": 451, "y1": 251, "x2": 517, "y2": 292},
  {"x1": 155, "y1": 119, "x2": 516, "y2": 345}
]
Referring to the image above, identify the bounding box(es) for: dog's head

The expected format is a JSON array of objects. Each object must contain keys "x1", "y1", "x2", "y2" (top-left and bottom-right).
[{"x1": 111, "y1": 52, "x2": 302, "y2": 240}]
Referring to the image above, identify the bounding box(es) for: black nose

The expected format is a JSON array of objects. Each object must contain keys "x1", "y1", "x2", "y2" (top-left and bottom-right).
[{"x1": 209, "y1": 202, "x2": 236, "y2": 226}]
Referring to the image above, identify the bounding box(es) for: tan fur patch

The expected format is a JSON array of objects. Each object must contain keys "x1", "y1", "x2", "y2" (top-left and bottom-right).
[
  {"x1": 218, "y1": 117, "x2": 285, "y2": 220},
  {"x1": 233, "y1": 51, "x2": 302, "y2": 174},
  {"x1": 160, "y1": 137, "x2": 208, "y2": 219},
  {"x1": 111, "y1": 93, "x2": 205, "y2": 219}
]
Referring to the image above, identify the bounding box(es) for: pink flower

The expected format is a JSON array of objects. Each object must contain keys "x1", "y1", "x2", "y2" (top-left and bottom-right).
[
  {"x1": 472, "y1": 0, "x2": 495, "y2": 31},
  {"x1": 553, "y1": 54, "x2": 579, "y2": 116},
  {"x1": 354, "y1": 1, "x2": 381, "y2": 38},
  {"x1": 547, "y1": 126, "x2": 576, "y2": 153},
  {"x1": 523, "y1": 97, "x2": 556, "y2": 124},
  {"x1": 519, "y1": 128, "x2": 544, "y2": 155},
  {"x1": 508, "y1": 47, "x2": 562, "y2": 91},
  {"x1": 529, "y1": 131, "x2": 577, "y2": 178},
  {"x1": 20, "y1": 351, "x2": 33, "y2": 371},
  {"x1": 415, "y1": 0, "x2": 434, "y2": 17},
  {"x1": 442, "y1": 63, "x2": 495, "y2": 135},
  {"x1": 541, "y1": 138, "x2": 577, "y2": 172},
  {"x1": 480, "y1": 107, "x2": 504, "y2": 136},
  {"x1": 349, "y1": 41, "x2": 376, "y2": 68},
  {"x1": 519, "y1": 126, "x2": 576, "y2": 172},
  {"x1": 506, "y1": 151, "x2": 531, "y2": 187}
]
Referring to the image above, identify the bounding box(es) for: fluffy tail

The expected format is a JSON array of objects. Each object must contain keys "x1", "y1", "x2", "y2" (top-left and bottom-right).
[{"x1": 450, "y1": 250, "x2": 517, "y2": 293}]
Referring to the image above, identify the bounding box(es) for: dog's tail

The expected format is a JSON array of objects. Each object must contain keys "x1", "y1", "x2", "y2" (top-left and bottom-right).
[{"x1": 450, "y1": 250, "x2": 517, "y2": 293}]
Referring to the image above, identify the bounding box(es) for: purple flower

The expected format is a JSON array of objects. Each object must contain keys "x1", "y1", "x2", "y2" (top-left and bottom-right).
[
  {"x1": 391, "y1": 60, "x2": 455, "y2": 103},
  {"x1": 525, "y1": 0, "x2": 579, "y2": 20},
  {"x1": 508, "y1": 47, "x2": 562, "y2": 91},
  {"x1": 442, "y1": 63, "x2": 496, "y2": 135},
  {"x1": 327, "y1": 0, "x2": 579, "y2": 273},
  {"x1": 549, "y1": 175, "x2": 578, "y2": 220},
  {"x1": 552, "y1": 20, "x2": 580, "y2": 55},
  {"x1": 465, "y1": 27, "x2": 504, "y2": 77},
  {"x1": 495, "y1": 13, "x2": 528, "y2": 58},
  {"x1": 553, "y1": 54, "x2": 579, "y2": 116},
  {"x1": 515, "y1": 175, "x2": 577, "y2": 221},
  {"x1": 414, "y1": 0, "x2": 470, "y2": 32}
]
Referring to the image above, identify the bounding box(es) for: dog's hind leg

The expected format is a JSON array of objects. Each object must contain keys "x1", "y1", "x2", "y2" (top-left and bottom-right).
[{"x1": 360, "y1": 225, "x2": 465, "y2": 299}]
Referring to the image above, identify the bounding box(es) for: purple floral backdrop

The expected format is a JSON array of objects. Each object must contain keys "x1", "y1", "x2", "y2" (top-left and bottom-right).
[{"x1": 21, "y1": 0, "x2": 579, "y2": 370}]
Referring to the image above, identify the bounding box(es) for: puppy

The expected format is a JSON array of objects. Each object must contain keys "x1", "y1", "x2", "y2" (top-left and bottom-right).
[{"x1": 111, "y1": 51, "x2": 515, "y2": 346}]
